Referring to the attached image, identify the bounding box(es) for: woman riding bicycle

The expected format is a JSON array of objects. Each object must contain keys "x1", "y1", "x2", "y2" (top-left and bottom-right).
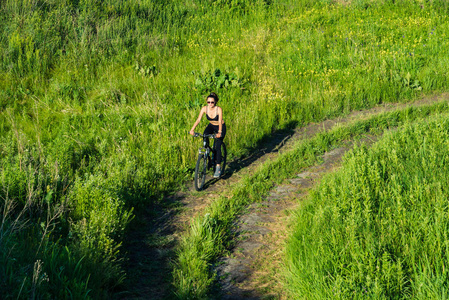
[{"x1": 189, "y1": 92, "x2": 226, "y2": 178}]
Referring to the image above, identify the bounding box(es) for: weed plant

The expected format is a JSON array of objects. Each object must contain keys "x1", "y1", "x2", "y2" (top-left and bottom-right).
[
  {"x1": 285, "y1": 114, "x2": 449, "y2": 299},
  {"x1": 1, "y1": 0, "x2": 449, "y2": 297}
]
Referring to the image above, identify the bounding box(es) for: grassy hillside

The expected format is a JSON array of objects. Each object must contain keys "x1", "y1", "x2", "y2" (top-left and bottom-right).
[
  {"x1": 1, "y1": 0, "x2": 449, "y2": 298},
  {"x1": 285, "y1": 115, "x2": 449, "y2": 299},
  {"x1": 173, "y1": 100, "x2": 449, "y2": 298}
]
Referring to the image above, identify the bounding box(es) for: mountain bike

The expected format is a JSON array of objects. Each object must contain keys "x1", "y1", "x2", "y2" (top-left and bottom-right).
[{"x1": 192, "y1": 132, "x2": 227, "y2": 191}]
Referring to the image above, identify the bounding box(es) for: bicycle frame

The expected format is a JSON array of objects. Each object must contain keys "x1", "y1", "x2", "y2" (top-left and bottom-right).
[
  {"x1": 194, "y1": 133, "x2": 217, "y2": 166},
  {"x1": 192, "y1": 132, "x2": 227, "y2": 191}
]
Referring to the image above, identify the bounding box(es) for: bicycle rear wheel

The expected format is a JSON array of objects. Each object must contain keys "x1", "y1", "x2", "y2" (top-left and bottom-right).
[{"x1": 194, "y1": 154, "x2": 207, "y2": 191}]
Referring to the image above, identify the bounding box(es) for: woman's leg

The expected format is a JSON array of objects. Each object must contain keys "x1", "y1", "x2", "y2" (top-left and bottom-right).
[
  {"x1": 215, "y1": 138, "x2": 223, "y2": 164},
  {"x1": 214, "y1": 124, "x2": 226, "y2": 165},
  {"x1": 203, "y1": 123, "x2": 215, "y2": 147}
]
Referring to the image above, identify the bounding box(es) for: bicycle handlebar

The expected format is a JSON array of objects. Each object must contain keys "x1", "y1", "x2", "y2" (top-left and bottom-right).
[{"x1": 192, "y1": 132, "x2": 216, "y2": 139}]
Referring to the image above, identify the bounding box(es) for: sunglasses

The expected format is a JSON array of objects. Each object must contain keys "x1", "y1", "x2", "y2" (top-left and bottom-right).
[{"x1": 207, "y1": 101, "x2": 215, "y2": 104}]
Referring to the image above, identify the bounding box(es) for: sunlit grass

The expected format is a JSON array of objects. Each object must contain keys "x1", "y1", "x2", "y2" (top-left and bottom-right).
[
  {"x1": 1, "y1": 0, "x2": 449, "y2": 298},
  {"x1": 285, "y1": 113, "x2": 449, "y2": 299},
  {"x1": 172, "y1": 100, "x2": 449, "y2": 298}
]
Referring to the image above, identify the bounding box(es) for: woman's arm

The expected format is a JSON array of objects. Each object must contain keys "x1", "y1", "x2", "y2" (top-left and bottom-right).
[
  {"x1": 189, "y1": 106, "x2": 206, "y2": 135},
  {"x1": 217, "y1": 107, "x2": 223, "y2": 138}
]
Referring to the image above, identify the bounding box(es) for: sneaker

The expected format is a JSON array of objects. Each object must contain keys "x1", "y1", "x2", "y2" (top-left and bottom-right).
[{"x1": 213, "y1": 165, "x2": 221, "y2": 178}]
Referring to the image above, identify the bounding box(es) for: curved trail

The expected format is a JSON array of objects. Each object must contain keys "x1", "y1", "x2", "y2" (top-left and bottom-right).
[
  {"x1": 118, "y1": 93, "x2": 448, "y2": 299},
  {"x1": 215, "y1": 136, "x2": 379, "y2": 299}
]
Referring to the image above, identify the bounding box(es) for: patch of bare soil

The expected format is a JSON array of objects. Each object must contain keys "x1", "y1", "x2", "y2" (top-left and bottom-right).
[
  {"x1": 215, "y1": 137, "x2": 378, "y2": 299},
  {"x1": 117, "y1": 94, "x2": 448, "y2": 299},
  {"x1": 212, "y1": 93, "x2": 449, "y2": 299},
  {"x1": 117, "y1": 127, "x2": 296, "y2": 299}
]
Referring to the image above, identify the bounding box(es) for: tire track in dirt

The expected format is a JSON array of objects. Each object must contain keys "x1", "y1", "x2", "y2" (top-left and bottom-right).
[
  {"x1": 118, "y1": 93, "x2": 448, "y2": 299},
  {"x1": 213, "y1": 93, "x2": 449, "y2": 299},
  {"x1": 117, "y1": 125, "x2": 295, "y2": 299},
  {"x1": 215, "y1": 137, "x2": 378, "y2": 299}
]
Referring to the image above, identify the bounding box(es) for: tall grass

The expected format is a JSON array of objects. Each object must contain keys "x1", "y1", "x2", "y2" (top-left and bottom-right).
[
  {"x1": 1, "y1": 0, "x2": 449, "y2": 297},
  {"x1": 172, "y1": 101, "x2": 449, "y2": 298},
  {"x1": 285, "y1": 114, "x2": 449, "y2": 299}
]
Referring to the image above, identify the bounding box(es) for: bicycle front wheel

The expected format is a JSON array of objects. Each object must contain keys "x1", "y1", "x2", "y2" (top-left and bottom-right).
[{"x1": 194, "y1": 154, "x2": 207, "y2": 191}]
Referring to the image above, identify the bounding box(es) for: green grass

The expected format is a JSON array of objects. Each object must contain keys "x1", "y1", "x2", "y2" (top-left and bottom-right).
[
  {"x1": 172, "y1": 100, "x2": 449, "y2": 298},
  {"x1": 285, "y1": 113, "x2": 449, "y2": 299},
  {"x1": 1, "y1": 0, "x2": 449, "y2": 298}
]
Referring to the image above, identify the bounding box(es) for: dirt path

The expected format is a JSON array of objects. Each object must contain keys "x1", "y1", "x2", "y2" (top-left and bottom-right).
[
  {"x1": 214, "y1": 136, "x2": 378, "y2": 299},
  {"x1": 213, "y1": 93, "x2": 449, "y2": 299},
  {"x1": 118, "y1": 94, "x2": 448, "y2": 299},
  {"x1": 117, "y1": 122, "x2": 296, "y2": 299}
]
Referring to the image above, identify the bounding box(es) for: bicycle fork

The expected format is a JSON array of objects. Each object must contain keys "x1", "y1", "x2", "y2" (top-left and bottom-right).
[{"x1": 199, "y1": 139, "x2": 213, "y2": 170}]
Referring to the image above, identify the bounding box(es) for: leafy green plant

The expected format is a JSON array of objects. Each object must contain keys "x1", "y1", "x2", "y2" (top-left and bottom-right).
[
  {"x1": 193, "y1": 68, "x2": 247, "y2": 93},
  {"x1": 69, "y1": 174, "x2": 133, "y2": 261},
  {"x1": 135, "y1": 62, "x2": 158, "y2": 77}
]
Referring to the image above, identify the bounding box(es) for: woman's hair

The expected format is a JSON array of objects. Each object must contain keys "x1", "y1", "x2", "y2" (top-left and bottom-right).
[{"x1": 206, "y1": 92, "x2": 219, "y2": 103}]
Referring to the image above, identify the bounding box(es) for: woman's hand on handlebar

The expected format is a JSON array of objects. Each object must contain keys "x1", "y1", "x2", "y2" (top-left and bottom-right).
[
  {"x1": 189, "y1": 129, "x2": 195, "y2": 136},
  {"x1": 216, "y1": 132, "x2": 221, "y2": 138}
]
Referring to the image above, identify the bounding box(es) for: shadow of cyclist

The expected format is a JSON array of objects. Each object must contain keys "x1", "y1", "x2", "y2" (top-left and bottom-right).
[{"x1": 203, "y1": 121, "x2": 297, "y2": 185}]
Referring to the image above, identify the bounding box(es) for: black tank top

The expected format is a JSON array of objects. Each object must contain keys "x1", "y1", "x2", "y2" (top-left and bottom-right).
[{"x1": 206, "y1": 107, "x2": 219, "y2": 121}]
